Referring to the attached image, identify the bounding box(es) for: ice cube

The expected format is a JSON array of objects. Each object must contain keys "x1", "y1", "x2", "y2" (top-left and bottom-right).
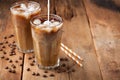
[
  {"x1": 51, "y1": 21, "x2": 59, "y2": 26},
  {"x1": 33, "y1": 19, "x2": 41, "y2": 25},
  {"x1": 43, "y1": 20, "x2": 51, "y2": 25},
  {"x1": 20, "y1": 3, "x2": 27, "y2": 10}
]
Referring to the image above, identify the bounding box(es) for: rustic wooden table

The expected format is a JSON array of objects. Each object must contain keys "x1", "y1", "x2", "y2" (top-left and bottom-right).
[{"x1": 0, "y1": 0, "x2": 120, "y2": 80}]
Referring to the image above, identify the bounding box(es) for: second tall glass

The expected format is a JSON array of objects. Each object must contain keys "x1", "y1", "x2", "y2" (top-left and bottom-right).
[{"x1": 10, "y1": 1, "x2": 41, "y2": 53}]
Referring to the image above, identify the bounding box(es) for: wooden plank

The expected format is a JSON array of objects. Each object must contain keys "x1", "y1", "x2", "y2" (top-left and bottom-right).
[
  {"x1": 22, "y1": 0, "x2": 69, "y2": 80},
  {"x1": 0, "y1": 1, "x2": 23, "y2": 80},
  {"x1": 22, "y1": 0, "x2": 103, "y2": 80},
  {"x1": 83, "y1": 0, "x2": 120, "y2": 80},
  {"x1": 55, "y1": 0, "x2": 103, "y2": 80}
]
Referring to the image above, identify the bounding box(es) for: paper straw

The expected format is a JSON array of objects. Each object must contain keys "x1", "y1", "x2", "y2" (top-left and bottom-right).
[
  {"x1": 61, "y1": 43, "x2": 83, "y2": 61},
  {"x1": 61, "y1": 47, "x2": 83, "y2": 67}
]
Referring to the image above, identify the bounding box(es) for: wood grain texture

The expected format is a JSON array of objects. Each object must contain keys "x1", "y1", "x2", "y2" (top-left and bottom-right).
[
  {"x1": 0, "y1": 1, "x2": 23, "y2": 80},
  {"x1": 83, "y1": 0, "x2": 120, "y2": 80}
]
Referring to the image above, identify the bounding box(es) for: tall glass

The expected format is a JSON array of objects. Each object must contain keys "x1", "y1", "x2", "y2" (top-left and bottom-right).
[
  {"x1": 10, "y1": 1, "x2": 41, "y2": 53},
  {"x1": 30, "y1": 14, "x2": 63, "y2": 69}
]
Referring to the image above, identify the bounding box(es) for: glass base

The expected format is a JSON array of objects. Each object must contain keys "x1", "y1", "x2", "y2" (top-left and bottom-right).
[
  {"x1": 37, "y1": 59, "x2": 60, "y2": 70},
  {"x1": 17, "y1": 45, "x2": 34, "y2": 53}
]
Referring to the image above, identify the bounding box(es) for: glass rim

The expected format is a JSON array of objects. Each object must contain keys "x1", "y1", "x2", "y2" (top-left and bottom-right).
[
  {"x1": 10, "y1": 1, "x2": 41, "y2": 12},
  {"x1": 30, "y1": 14, "x2": 63, "y2": 28}
]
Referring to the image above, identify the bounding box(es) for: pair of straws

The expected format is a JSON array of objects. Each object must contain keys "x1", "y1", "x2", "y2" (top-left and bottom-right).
[{"x1": 60, "y1": 43, "x2": 83, "y2": 67}]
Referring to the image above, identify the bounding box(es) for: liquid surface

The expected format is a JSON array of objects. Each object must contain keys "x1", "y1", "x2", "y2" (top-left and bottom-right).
[{"x1": 11, "y1": 1, "x2": 40, "y2": 16}]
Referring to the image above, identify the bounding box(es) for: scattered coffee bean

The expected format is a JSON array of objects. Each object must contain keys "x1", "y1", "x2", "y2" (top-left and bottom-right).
[
  {"x1": 9, "y1": 34, "x2": 14, "y2": 38},
  {"x1": 15, "y1": 60, "x2": 18, "y2": 63},
  {"x1": 0, "y1": 49, "x2": 3, "y2": 51},
  {"x1": 12, "y1": 41, "x2": 15, "y2": 44},
  {"x1": 60, "y1": 58, "x2": 64, "y2": 61},
  {"x1": 49, "y1": 74, "x2": 55, "y2": 77},
  {"x1": 4, "y1": 36, "x2": 7, "y2": 39},
  {"x1": 5, "y1": 66, "x2": 9, "y2": 69},
  {"x1": 27, "y1": 68, "x2": 30, "y2": 71},
  {"x1": 9, "y1": 60, "x2": 13, "y2": 63},
  {"x1": 9, "y1": 69, "x2": 12, "y2": 73},
  {"x1": 67, "y1": 66, "x2": 70, "y2": 70},
  {"x1": 28, "y1": 57, "x2": 32, "y2": 60},
  {"x1": 6, "y1": 58, "x2": 9, "y2": 60},
  {"x1": 32, "y1": 72, "x2": 36, "y2": 76},
  {"x1": 43, "y1": 75, "x2": 47, "y2": 78},
  {"x1": 1, "y1": 56, "x2": 5, "y2": 59},
  {"x1": 19, "y1": 56, "x2": 23, "y2": 60},
  {"x1": 72, "y1": 69, "x2": 75, "y2": 72},
  {"x1": 2, "y1": 46, "x2": 6, "y2": 49},
  {"x1": 36, "y1": 73, "x2": 40, "y2": 76},
  {"x1": 12, "y1": 70, "x2": 16, "y2": 73},
  {"x1": 32, "y1": 60, "x2": 35, "y2": 63},
  {"x1": 64, "y1": 58, "x2": 68, "y2": 61},
  {"x1": 0, "y1": 42, "x2": 3, "y2": 45},
  {"x1": 30, "y1": 63, "x2": 34, "y2": 66},
  {"x1": 13, "y1": 65, "x2": 16, "y2": 69},
  {"x1": 20, "y1": 64, "x2": 23, "y2": 66},
  {"x1": 32, "y1": 55, "x2": 35, "y2": 58},
  {"x1": 9, "y1": 54, "x2": 13, "y2": 56},
  {"x1": 3, "y1": 51, "x2": 7, "y2": 55},
  {"x1": 61, "y1": 63, "x2": 66, "y2": 67},
  {"x1": 44, "y1": 70, "x2": 48, "y2": 73},
  {"x1": 5, "y1": 41, "x2": 8, "y2": 44}
]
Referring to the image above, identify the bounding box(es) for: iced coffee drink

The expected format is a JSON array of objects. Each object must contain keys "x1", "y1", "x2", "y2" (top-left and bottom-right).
[
  {"x1": 30, "y1": 14, "x2": 63, "y2": 69},
  {"x1": 10, "y1": 1, "x2": 41, "y2": 53}
]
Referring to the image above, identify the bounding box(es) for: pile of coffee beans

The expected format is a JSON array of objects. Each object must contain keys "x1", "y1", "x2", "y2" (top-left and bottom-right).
[
  {"x1": 0, "y1": 34, "x2": 76, "y2": 78},
  {"x1": 0, "y1": 34, "x2": 23, "y2": 74}
]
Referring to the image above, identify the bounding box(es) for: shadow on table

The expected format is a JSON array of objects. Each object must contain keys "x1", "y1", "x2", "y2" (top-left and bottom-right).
[{"x1": 90, "y1": 0, "x2": 120, "y2": 12}]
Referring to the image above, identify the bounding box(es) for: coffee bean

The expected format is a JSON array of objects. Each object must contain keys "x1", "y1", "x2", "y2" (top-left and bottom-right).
[
  {"x1": 2, "y1": 46, "x2": 6, "y2": 48},
  {"x1": 60, "y1": 58, "x2": 64, "y2": 61},
  {"x1": 20, "y1": 64, "x2": 23, "y2": 66},
  {"x1": 4, "y1": 36, "x2": 7, "y2": 39},
  {"x1": 72, "y1": 69, "x2": 75, "y2": 72},
  {"x1": 6, "y1": 58, "x2": 9, "y2": 60},
  {"x1": 9, "y1": 34, "x2": 14, "y2": 38},
  {"x1": 3, "y1": 51, "x2": 7, "y2": 55},
  {"x1": 5, "y1": 66, "x2": 9, "y2": 69},
  {"x1": 28, "y1": 57, "x2": 32, "y2": 60},
  {"x1": 32, "y1": 55, "x2": 35, "y2": 58},
  {"x1": 32, "y1": 60, "x2": 35, "y2": 63},
  {"x1": 49, "y1": 74, "x2": 55, "y2": 77},
  {"x1": 5, "y1": 41, "x2": 8, "y2": 44},
  {"x1": 19, "y1": 56, "x2": 23, "y2": 60},
  {"x1": 15, "y1": 60, "x2": 18, "y2": 63},
  {"x1": 1, "y1": 56, "x2": 5, "y2": 59},
  {"x1": 0, "y1": 42, "x2": 3, "y2": 45},
  {"x1": 30, "y1": 63, "x2": 34, "y2": 66},
  {"x1": 12, "y1": 41, "x2": 15, "y2": 43},
  {"x1": 9, "y1": 69, "x2": 12, "y2": 73},
  {"x1": 43, "y1": 75, "x2": 47, "y2": 78},
  {"x1": 32, "y1": 72, "x2": 36, "y2": 76},
  {"x1": 27, "y1": 68, "x2": 30, "y2": 71},
  {"x1": 9, "y1": 60, "x2": 13, "y2": 63},
  {"x1": 9, "y1": 54, "x2": 13, "y2": 56},
  {"x1": 64, "y1": 58, "x2": 68, "y2": 61},
  {"x1": 61, "y1": 63, "x2": 66, "y2": 67},
  {"x1": 12, "y1": 70, "x2": 16, "y2": 73},
  {"x1": 13, "y1": 65, "x2": 16, "y2": 69},
  {"x1": 0, "y1": 49, "x2": 3, "y2": 51},
  {"x1": 36, "y1": 73, "x2": 40, "y2": 76},
  {"x1": 44, "y1": 70, "x2": 48, "y2": 73}
]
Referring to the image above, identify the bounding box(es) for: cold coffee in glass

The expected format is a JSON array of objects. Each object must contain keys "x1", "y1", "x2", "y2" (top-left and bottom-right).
[
  {"x1": 30, "y1": 14, "x2": 63, "y2": 69},
  {"x1": 10, "y1": 1, "x2": 41, "y2": 53}
]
